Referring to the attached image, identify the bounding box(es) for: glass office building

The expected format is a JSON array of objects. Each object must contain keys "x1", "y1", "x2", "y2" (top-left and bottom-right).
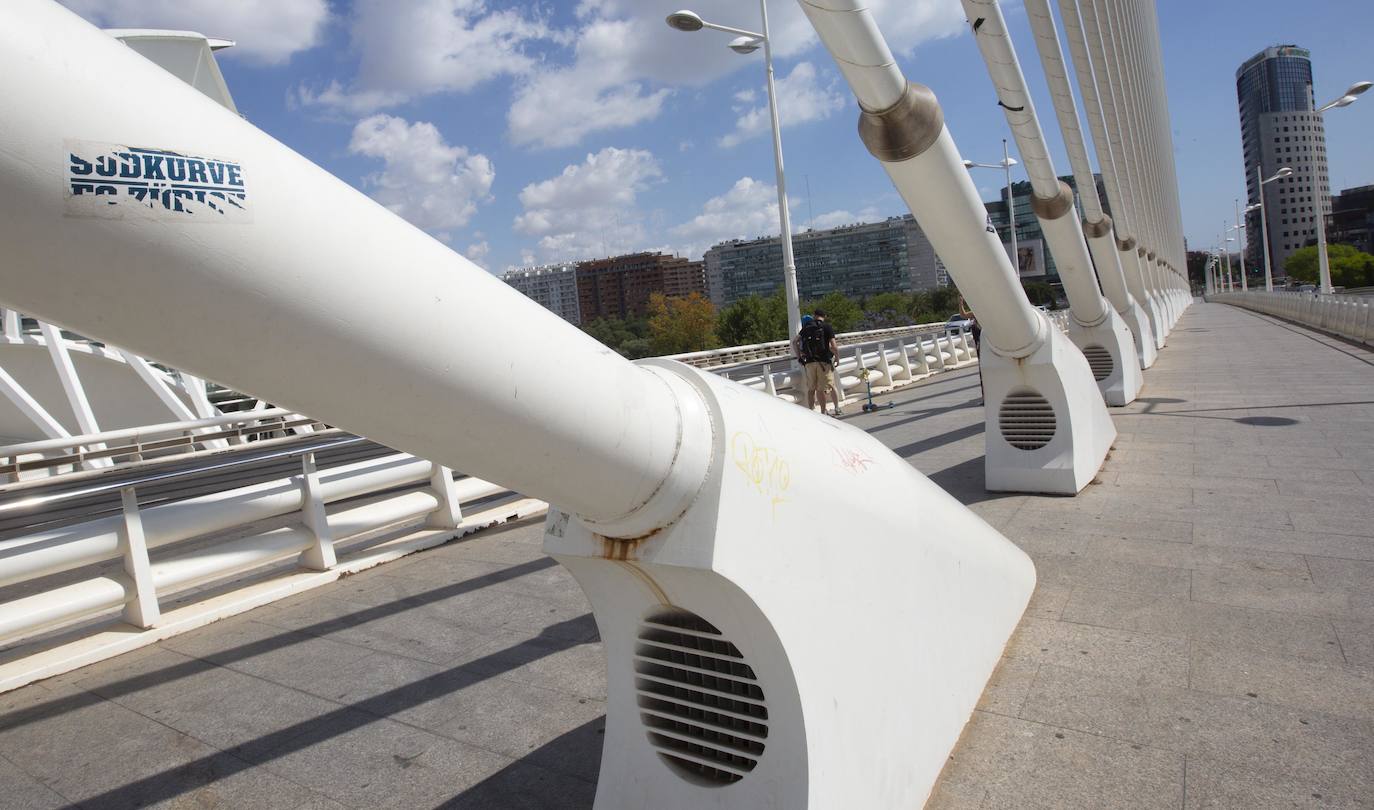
[
  {"x1": 1236, "y1": 45, "x2": 1330, "y2": 277},
  {"x1": 705, "y1": 215, "x2": 944, "y2": 306}
]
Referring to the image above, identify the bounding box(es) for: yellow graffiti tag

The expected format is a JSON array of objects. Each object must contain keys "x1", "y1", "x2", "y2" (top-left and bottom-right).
[{"x1": 731, "y1": 431, "x2": 791, "y2": 517}]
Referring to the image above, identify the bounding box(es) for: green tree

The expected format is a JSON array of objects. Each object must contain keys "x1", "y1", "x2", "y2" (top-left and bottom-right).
[
  {"x1": 718, "y1": 293, "x2": 788, "y2": 346},
  {"x1": 809, "y1": 291, "x2": 862, "y2": 332},
  {"x1": 581, "y1": 315, "x2": 652, "y2": 358},
  {"x1": 1022, "y1": 281, "x2": 1056, "y2": 307},
  {"x1": 929, "y1": 286, "x2": 963, "y2": 317},
  {"x1": 863, "y1": 292, "x2": 909, "y2": 324},
  {"x1": 1284, "y1": 243, "x2": 1374, "y2": 288},
  {"x1": 647, "y1": 292, "x2": 719, "y2": 355}
]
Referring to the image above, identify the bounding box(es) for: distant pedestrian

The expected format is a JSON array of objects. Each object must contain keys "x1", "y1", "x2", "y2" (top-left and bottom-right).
[{"x1": 795, "y1": 310, "x2": 841, "y2": 416}]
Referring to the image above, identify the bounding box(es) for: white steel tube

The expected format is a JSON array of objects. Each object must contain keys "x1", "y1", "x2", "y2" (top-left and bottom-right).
[
  {"x1": 0, "y1": 407, "x2": 295, "y2": 459},
  {"x1": 1259, "y1": 165, "x2": 1274, "y2": 290},
  {"x1": 1085, "y1": 0, "x2": 1164, "y2": 314},
  {"x1": 799, "y1": 0, "x2": 1045, "y2": 357},
  {"x1": 1023, "y1": 0, "x2": 1135, "y2": 317},
  {"x1": 0, "y1": 1, "x2": 706, "y2": 538},
  {"x1": 961, "y1": 0, "x2": 1109, "y2": 327},
  {"x1": 1235, "y1": 200, "x2": 1248, "y2": 291},
  {"x1": 1005, "y1": 139, "x2": 1018, "y2": 273},
  {"x1": 1056, "y1": 0, "x2": 1152, "y2": 309},
  {"x1": 0, "y1": 454, "x2": 432, "y2": 588},
  {"x1": 760, "y1": 0, "x2": 802, "y2": 340}
]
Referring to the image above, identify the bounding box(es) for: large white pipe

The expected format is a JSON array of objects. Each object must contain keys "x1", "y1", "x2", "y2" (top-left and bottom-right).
[
  {"x1": 1023, "y1": 0, "x2": 1133, "y2": 315},
  {"x1": 1078, "y1": 0, "x2": 1168, "y2": 340},
  {"x1": 798, "y1": 0, "x2": 1045, "y2": 357},
  {"x1": 1112, "y1": 1, "x2": 1183, "y2": 313},
  {"x1": 960, "y1": 0, "x2": 1109, "y2": 329},
  {"x1": 1055, "y1": 0, "x2": 1153, "y2": 309},
  {"x1": 0, "y1": 0, "x2": 707, "y2": 540}
]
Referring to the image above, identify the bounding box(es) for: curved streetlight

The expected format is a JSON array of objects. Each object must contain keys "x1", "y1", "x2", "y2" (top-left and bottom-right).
[
  {"x1": 1311, "y1": 79, "x2": 1370, "y2": 293},
  {"x1": 1253, "y1": 165, "x2": 1293, "y2": 290},
  {"x1": 964, "y1": 140, "x2": 1021, "y2": 275},
  {"x1": 666, "y1": 4, "x2": 803, "y2": 341},
  {"x1": 1230, "y1": 204, "x2": 1249, "y2": 291}
]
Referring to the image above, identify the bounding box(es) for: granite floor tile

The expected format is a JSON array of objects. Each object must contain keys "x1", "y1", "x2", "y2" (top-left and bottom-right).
[
  {"x1": 928, "y1": 711, "x2": 1184, "y2": 810},
  {"x1": 1188, "y1": 645, "x2": 1374, "y2": 719}
]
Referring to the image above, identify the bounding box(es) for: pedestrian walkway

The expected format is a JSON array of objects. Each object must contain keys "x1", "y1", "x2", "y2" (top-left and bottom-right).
[{"x1": 2, "y1": 302, "x2": 1373, "y2": 808}]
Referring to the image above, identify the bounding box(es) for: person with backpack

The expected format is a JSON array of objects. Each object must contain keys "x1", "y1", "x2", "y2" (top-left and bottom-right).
[{"x1": 793, "y1": 310, "x2": 841, "y2": 416}]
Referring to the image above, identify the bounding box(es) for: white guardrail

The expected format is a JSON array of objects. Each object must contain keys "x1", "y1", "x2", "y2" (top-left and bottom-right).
[
  {"x1": 0, "y1": 437, "x2": 543, "y2": 691},
  {"x1": 0, "y1": 322, "x2": 980, "y2": 690},
  {"x1": 0, "y1": 407, "x2": 324, "y2": 482},
  {"x1": 1210, "y1": 291, "x2": 1374, "y2": 347}
]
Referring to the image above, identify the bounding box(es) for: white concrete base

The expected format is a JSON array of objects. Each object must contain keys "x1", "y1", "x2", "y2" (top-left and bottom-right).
[
  {"x1": 982, "y1": 322, "x2": 1117, "y2": 495},
  {"x1": 1119, "y1": 300, "x2": 1158, "y2": 370},
  {"x1": 1065, "y1": 309, "x2": 1143, "y2": 406},
  {"x1": 546, "y1": 359, "x2": 1035, "y2": 809},
  {"x1": 1146, "y1": 294, "x2": 1168, "y2": 348}
]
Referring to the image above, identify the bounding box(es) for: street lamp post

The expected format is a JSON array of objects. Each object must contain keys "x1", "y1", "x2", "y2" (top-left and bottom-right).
[
  {"x1": 1232, "y1": 201, "x2": 1247, "y2": 292},
  {"x1": 1253, "y1": 166, "x2": 1293, "y2": 291},
  {"x1": 667, "y1": 4, "x2": 802, "y2": 340},
  {"x1": 1223, "y1": 233, "x2": 1235, "y2": 291},
  {"x1": 1310, "y1": 79, "x2": 1372, "y2": 295},
  {"x1": 963, "y1": 142, "x2": 1020, "y2": 275}
]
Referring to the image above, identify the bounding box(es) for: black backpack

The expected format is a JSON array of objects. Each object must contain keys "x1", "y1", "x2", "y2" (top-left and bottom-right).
[{"x1": 799, "y1": 322, "x2": 831, "y2": 363}]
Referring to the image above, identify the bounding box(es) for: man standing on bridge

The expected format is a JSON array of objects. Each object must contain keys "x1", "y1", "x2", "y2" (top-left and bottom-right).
[{"x1": 794, "y1": 311, "x2": 841, "y2": 416}]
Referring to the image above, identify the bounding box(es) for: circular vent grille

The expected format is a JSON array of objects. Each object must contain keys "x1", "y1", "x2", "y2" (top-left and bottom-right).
[
  {"x1": 999, "y1": 389, "x2": 1057, "y2": 451},
  {"x1": 1082, "y1": 345, "x2": 1114, "y2": 382},
  {"x1": 634, "y1": 609, "x2": 768, "y2": 786}
]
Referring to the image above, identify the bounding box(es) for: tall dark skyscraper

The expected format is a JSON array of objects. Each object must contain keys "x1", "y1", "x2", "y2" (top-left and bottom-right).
[{"x1": 1236, "y1": 45, "x2": 1331, "y2": 277}]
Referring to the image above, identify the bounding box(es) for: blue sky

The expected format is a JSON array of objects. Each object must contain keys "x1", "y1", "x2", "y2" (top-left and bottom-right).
[{"x1": 62, "y1": 0, "x2": 1374, "y2": 273}]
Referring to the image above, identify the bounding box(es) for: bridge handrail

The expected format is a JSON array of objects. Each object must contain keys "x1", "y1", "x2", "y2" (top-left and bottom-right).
[
  {"x1": 0, "y1": 408, "x2": 325, "y2": 482},
  {"x1": 1208, "y1": 291, "x2": 1374, "y2": 347},
  {"x1": 663, "y1": 320, "x2": 955, "y2": 369}
]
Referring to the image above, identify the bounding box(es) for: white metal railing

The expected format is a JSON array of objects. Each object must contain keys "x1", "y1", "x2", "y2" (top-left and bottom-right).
[
  {"x1": 1209, "y1": 291, "x2": 1374, "y2": 347},
  {"x1": 666, "y1": 320, "x2": 956, "y2": 369},
  {"x1": 718, "y1": 329, "x2": 978, "y2": 405},
  {"x1": 0, "y1": 436, "x2": 532, "y2": 691},
  {"x1": 0, "y1": 408, "x2": 324, "y2": 482}
]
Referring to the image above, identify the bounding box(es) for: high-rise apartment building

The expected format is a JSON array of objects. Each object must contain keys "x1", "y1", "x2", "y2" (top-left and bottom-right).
[
  {"x1": 501, "y1": 263, "x2": 581, "y2": 325},
  {"x1": 574, "y1": 252, "x2": 706, "y2": 322},
  {"x1": 1330, "y1": 184, "x2": 1374, "y2": 256},
  {"x1": 1236, "y1": 45, "x2": 1330, "y2": 275},
  {"x1": 704, "y1": 215, "x2": 944, "y2": 306}
]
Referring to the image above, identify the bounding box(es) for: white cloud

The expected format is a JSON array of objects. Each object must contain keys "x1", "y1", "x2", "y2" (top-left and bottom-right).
[
  {"x1": 466, "y1": 240, "x2": 491, "y2": 267},
  {"x1": 514, "y1": 147, "x2": 663, "y2": 262},
  {"x1": 810, "y1": 206, "x2": 884, "y2": 230},
  {"x1": 507, "y1": 19, "x2": 670, "y2": 149},
  {"x1": 296, "y1": 0, "x2": 555, "y2": 113},
  {"x1": 670, "y1": 176, "x2": 783, "y2": 258},
  {"x1": 60, "y1": 0, "x2": 329, "y2": 64},
  {"x1": 506, "y1": 0, "x2": 964, "y2": 149},
  {"x1": 349, "y1": 114, "x2": 494, "y2": 239},
  {"x1": 671, "y1": 178, "x2": 893, "y2": 258},
  {"x1": 719, "y1": 62, "x2": 846, "y2": 148}
]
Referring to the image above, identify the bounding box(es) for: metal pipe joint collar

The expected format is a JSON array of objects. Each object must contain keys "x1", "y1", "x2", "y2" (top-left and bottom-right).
[
  {"x1": 1030, "y1": 180, "x2": 1076, "y2": 220},
  {"x1": 1083, "y1": 215, "x2": 1113, "y2": 238},
  {"x1": 858, "y1": 82, "x2": 944, "y2": 163}
]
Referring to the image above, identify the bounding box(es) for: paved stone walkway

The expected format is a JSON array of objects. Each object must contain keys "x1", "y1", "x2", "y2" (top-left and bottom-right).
[{"x1": 2, "y1": 302, "x2": 1373, "y2": 808}]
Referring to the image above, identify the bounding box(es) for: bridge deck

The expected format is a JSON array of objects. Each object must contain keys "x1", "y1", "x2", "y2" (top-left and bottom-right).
[{"x1": 3, "y1": 302, "x2": 1373, "y2": 808}]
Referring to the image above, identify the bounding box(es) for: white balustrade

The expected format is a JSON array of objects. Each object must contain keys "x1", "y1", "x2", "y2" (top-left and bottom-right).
[{"x1": 1209, "y1": 291, "x2": 1374, "y2": 347}]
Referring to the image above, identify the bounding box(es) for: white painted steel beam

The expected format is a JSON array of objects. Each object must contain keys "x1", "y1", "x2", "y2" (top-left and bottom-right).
[
  {"x1": 801, "y1": 0, "x2": 1114, "y2": 493},
  {"x1": 960, "y1": 0, "x2": 1140, "y2": 406},
  {"x1": 0, "y1": 364, "x2": 70, "y2": 440},
  {"x1": 0, "y1": 6, "x2": 1040, "y2": 809},
  {"x1": 1025, "y1": 0, "x2": 1156, "y2": 369},
  {"x1": 0, "y1": 1, "x2": 704, "y2": 540}
]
